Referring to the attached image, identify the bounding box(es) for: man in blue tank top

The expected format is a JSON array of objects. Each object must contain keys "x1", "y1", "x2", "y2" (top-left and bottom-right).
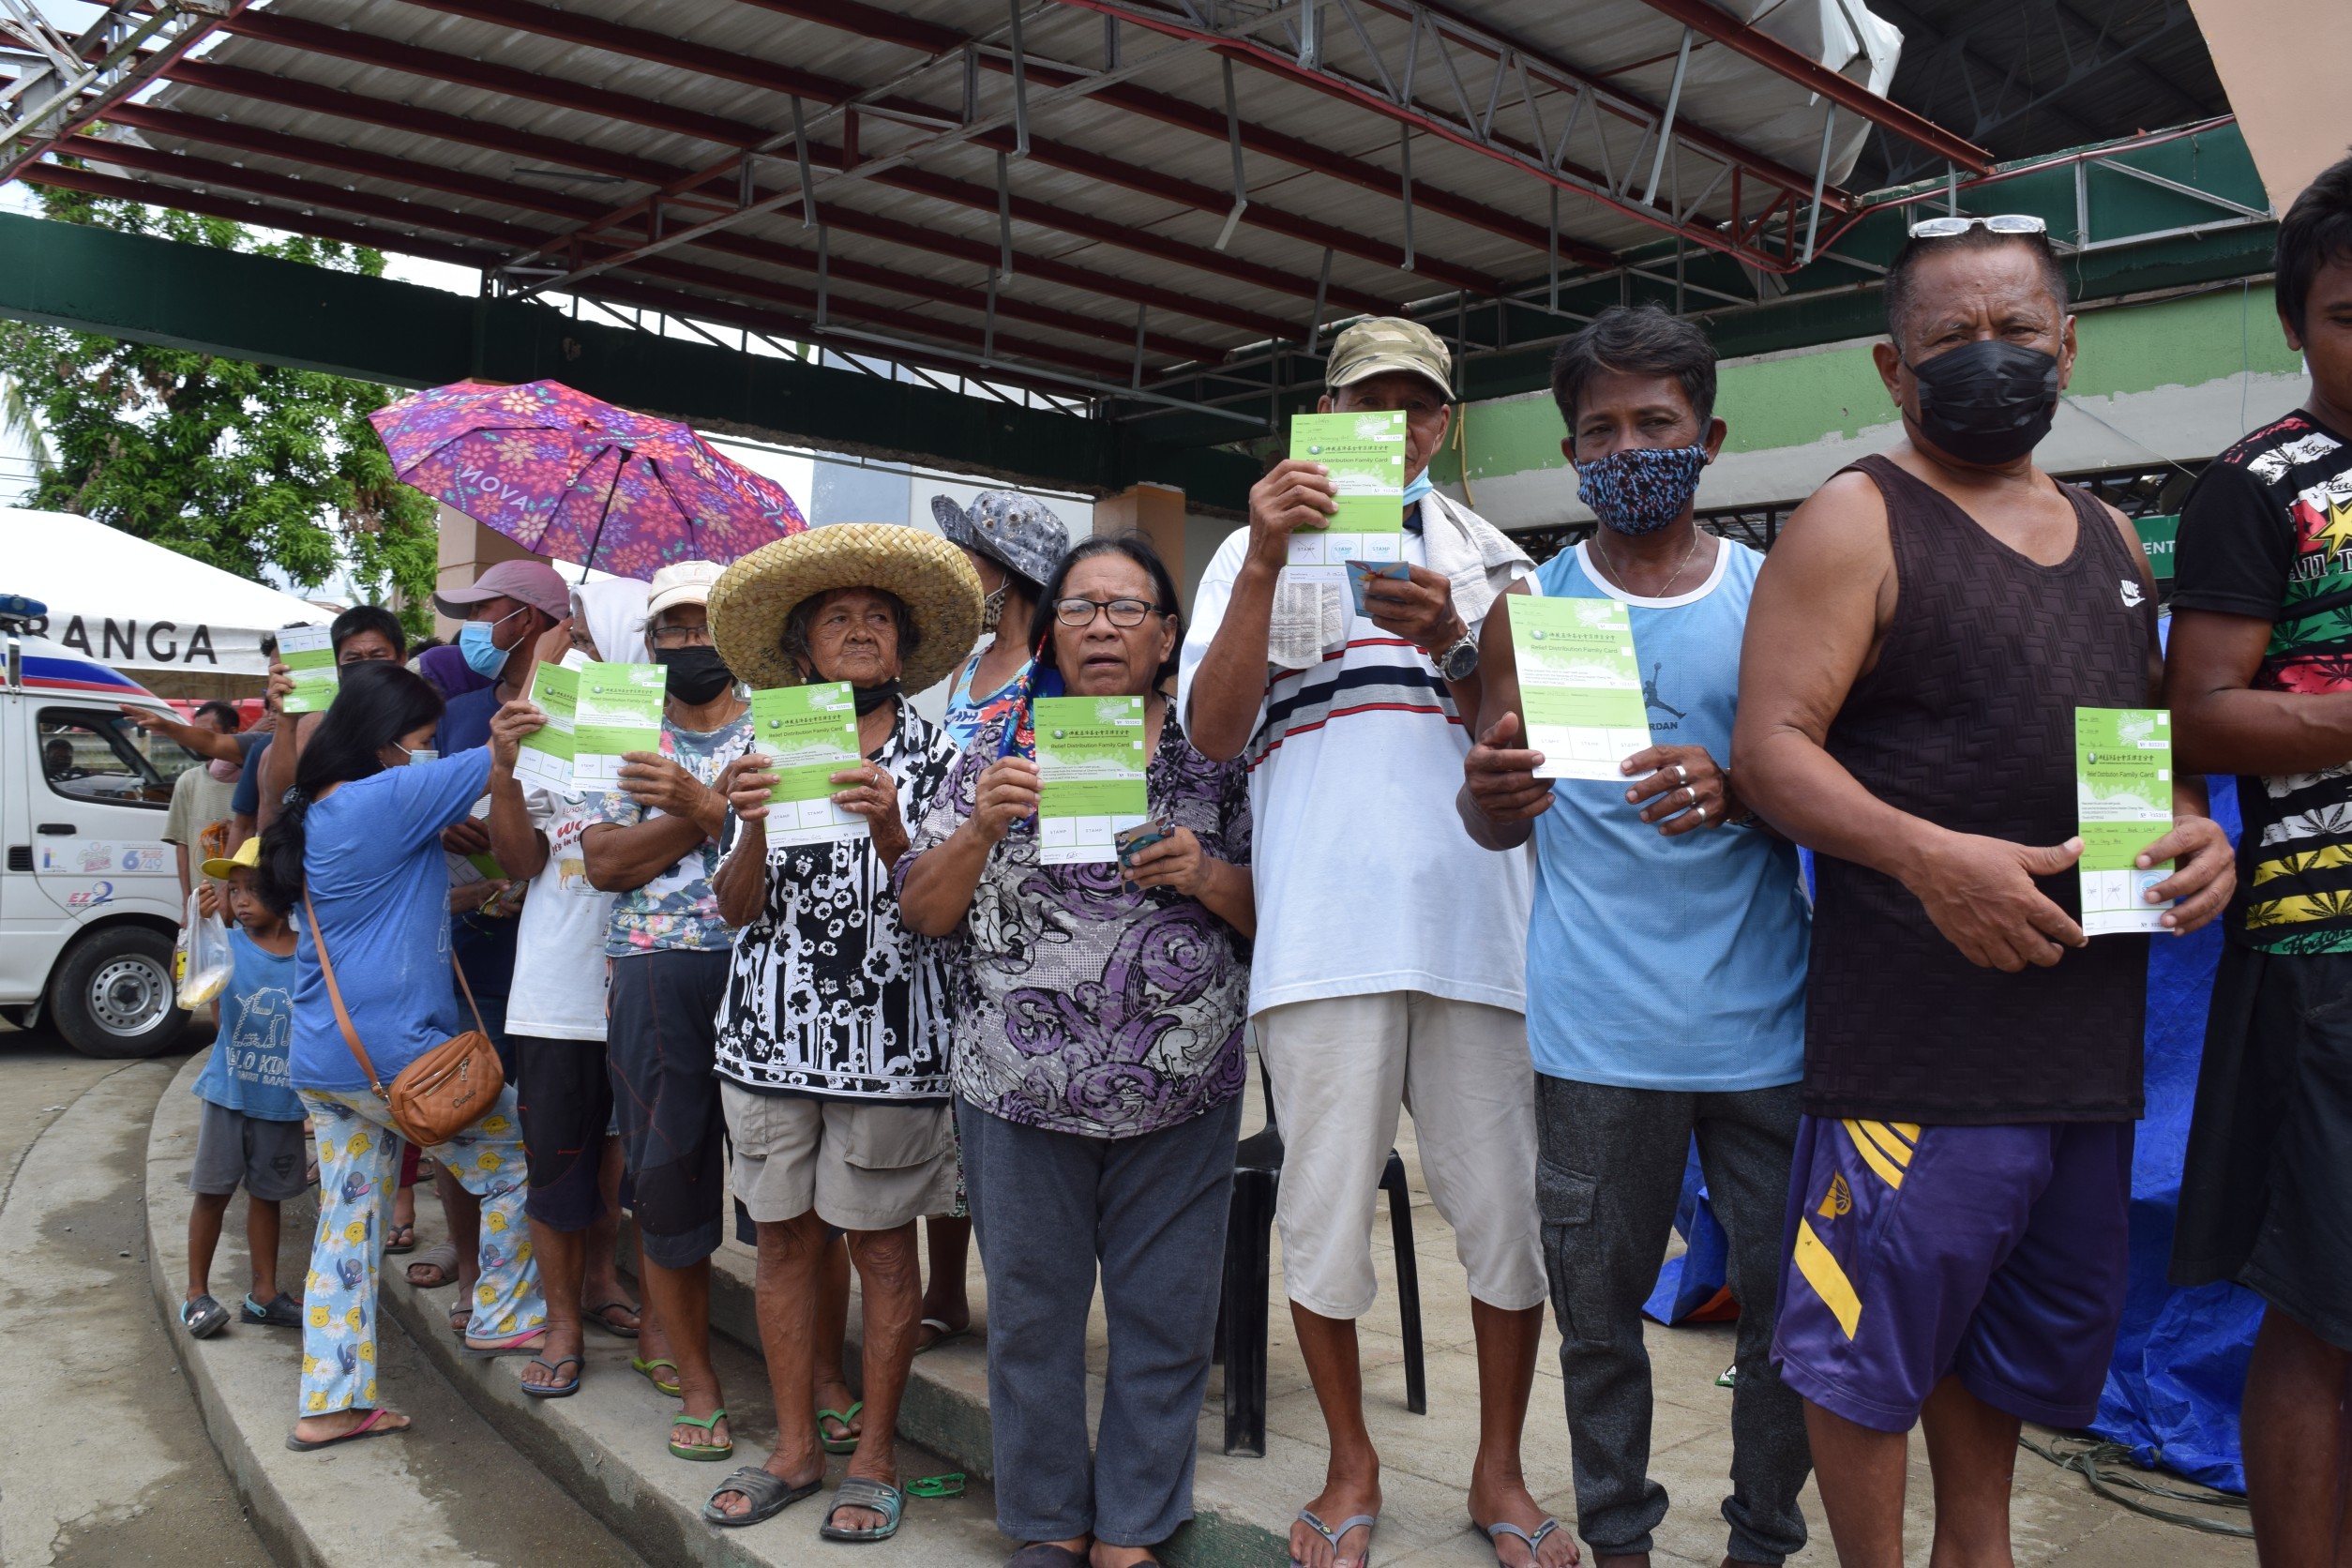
[
  {"x1": 1462, "y1": 307, "x2": 1813, "y2": 1568},
  {"x1": 1733, "y1": 220, "x2": 2234, "y2": 1566}
]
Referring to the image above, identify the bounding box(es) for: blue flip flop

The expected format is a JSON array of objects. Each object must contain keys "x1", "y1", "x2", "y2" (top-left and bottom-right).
[
  {"x1": 1479, "y1": 1517, "x2": 1566, "y2": 1565},
  {"x1": 1293, "y1": 1508, "x2": 1377, "y2": 1568},
  {"x1": 521, "y1": 1353, "x2": 583, "y2": 1398}
]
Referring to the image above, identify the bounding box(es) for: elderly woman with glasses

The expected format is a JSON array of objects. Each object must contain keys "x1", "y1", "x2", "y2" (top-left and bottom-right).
[{"x1": 897, "y1": 535, "x2": 1255, "y2": 1568}]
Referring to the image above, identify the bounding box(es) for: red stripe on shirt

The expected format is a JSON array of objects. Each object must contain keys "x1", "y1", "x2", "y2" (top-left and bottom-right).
[{"x1": 1248, "y1": 700, "x2": 1462, "y2": 770}]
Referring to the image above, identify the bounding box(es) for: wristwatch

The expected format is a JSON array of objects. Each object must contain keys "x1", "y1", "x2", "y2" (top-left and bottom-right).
[{"x1": 1435, "y1": 629, "x2": 1481, "y2": 684}]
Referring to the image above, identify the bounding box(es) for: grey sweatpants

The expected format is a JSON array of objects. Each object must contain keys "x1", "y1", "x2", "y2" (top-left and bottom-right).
[
  {"x1": 1535, "y1": 1075, "x2": 1811, "y2": 1565},
  {"x1": 959, "y1": 1093, "x2": 1242, "y2": 1548}
]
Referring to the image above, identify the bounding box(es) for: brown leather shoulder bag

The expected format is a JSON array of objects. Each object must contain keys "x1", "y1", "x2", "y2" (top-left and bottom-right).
[{"x1": 303, "y1": 890, "x2": 505, "y2": 1147}]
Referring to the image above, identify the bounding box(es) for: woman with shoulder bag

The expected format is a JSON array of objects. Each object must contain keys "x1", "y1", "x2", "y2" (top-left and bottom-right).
[{"x1": 259, "y1": 660, "x2": 551, "y2": 1453}]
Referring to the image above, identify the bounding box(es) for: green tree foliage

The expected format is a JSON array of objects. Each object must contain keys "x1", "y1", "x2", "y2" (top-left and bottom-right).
[{"x1": 0, "y1": 180, "x2": 438, "y2": 632}]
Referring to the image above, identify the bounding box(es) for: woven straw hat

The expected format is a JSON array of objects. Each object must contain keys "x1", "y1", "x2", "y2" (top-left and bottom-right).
[{"x1": 708, "y1": 523, "x2": 984, "y2": 694}]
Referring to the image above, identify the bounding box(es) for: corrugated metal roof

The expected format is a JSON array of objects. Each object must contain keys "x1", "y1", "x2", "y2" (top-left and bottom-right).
[{"x1": 14, "y1": 0, "x2": 1993, "y2": 404}]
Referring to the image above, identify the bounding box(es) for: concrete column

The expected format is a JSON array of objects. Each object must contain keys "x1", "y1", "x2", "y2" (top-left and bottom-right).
[
  {"x1": 1093, "y1": 480, "x2": 1187, "y2": 576},
  {"x1": 432, "y1": 505, "x2": 537, "y2": 640}
]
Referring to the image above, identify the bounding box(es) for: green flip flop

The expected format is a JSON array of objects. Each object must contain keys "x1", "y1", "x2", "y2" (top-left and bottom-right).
[
  {"x1": 632, "y1": 1356, "x2": 683, "y2": 1397},
  {"x1": 817, "y1": 1400, "x2": 864, "y2": 1455},
  {"x1": 669, "y1": 1408, "x2": 733, "y2": 1462}
]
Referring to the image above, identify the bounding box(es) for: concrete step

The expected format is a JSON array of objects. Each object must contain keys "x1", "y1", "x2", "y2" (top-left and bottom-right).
[{"x1": 146, "y1": 1057, "x2": 649, "y2": 1568}]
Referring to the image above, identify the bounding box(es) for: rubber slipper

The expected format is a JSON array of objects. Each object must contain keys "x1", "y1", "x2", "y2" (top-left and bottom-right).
[
  {"x1": 521, "y1": 1354, "x2": 584, "y2": 1398},
  {"x1": 1293, "y1": 1508, "x2": 1377, "y2": 1568},
  {"x1": 1478, "y1": 1517, "x2": 1566, "y2": 1567},
  {"x1": 383, "y1": 1222, "x2": 416, "y2": 1256},
  {"x1": 448, "y1": 1301, "x2": 473, "y2": 1337},
  {"x1": 406, "y1": 1242, "x2": 460, "y2": 1289},
  {"x1": 181, "y1": 1293, "x2": 230, "y2": 1340},
  {"x1": 818, "y1": 1476, "x2": 905, "y2": 1543},
  {"x1": 702, "y1": 1464, "x2": 822, "y2": 1527},
  {"x1": 633, "y1": 1356, "x2": 683, "y2": 1397},
  {"x1": 463, "y1": 1330, "x2": 549, "y2": 1359},
  {"x1": 818, "y1": 1400, "x2": 864, "y2": 1455},
  {"x1": 284, "y1": 1407, "x2": 406, "y2": 1453},
  {"x1": 242, "y1": 1291, "x2": 304, "y2": 1329},
  {"x1": 913, "y1": 1316, "x2": 972, "y2": 1354},
  {"x1": 669, "y1": 1408, "x2": 733, "y2": 1462},
  {"x1": 583, "y1": 1299, "x2": 641, "y2": 1338}
]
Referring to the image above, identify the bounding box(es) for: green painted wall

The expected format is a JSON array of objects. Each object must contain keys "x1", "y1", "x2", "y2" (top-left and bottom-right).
[{"x1": 1433, "y1": 283, "x2": 2299, "y2": 489}]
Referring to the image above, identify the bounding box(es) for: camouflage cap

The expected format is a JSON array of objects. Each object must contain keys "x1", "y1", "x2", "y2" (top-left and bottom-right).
[{"x1": 1325, "y1": 316, "x2": 1454, "y2": 400}]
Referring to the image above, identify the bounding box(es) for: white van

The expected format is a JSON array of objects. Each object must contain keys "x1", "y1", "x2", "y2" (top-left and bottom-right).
[{"x1": 1, "y1": 608, "x2": 213, "y2": 1057}]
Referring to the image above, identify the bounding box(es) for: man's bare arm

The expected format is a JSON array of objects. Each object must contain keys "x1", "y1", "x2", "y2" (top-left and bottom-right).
[
  {"x1": 1187, "y1": 460, "x2": 1337, "y2": 761},
  {"x1": 1733, "y1": 473, "x2": 2088, "y2": 972},
  {"x1": 1455, "y1": 586, "x2": 1545, "y2": 851},
  {"x1": 2165, "y1": 609, "x2": 2352, "y2": 776}
]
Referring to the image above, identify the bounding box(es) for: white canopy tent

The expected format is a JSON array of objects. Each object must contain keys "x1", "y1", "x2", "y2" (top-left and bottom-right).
[{"x1": 0, "y1": 507, "x2": 335, "y2": 694}]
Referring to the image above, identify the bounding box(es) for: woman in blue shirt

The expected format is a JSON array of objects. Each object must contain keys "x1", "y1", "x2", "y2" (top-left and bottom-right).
[{"x1": 257, "y1": 661, "x2": 550, "y2": 1452}]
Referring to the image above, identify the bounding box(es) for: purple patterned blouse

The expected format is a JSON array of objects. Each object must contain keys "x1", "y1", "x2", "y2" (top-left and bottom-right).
[{"x1": 897, "y1": 712, "x2": 1252, "y2": 1138}]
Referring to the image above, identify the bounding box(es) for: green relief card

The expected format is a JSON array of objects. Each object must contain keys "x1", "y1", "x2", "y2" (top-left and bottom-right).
[
  {"x1": 572, "y1": 661, "x2": 666, "y2": 793},
  {"x1": 1033, "y1": 696, "x2": 1149, "y2": 864},
  {"x1": 2075, "y1": 706, "x2": 2173, "y2": 935},
  {"x1": 1509, "y1": 595, "x2": 1651, "y2": 781},
  {"x1": 277, "y1": 624, "x2": 338, "y2": 716},
  {"x1": 514, "y1": 659, "x2": 579, "y2": 790},
  {"x1": 1285, "y1": 410, "x2": 1408, "y2": 583},
  {"x1": 749, "y1": 682, "x2": 867, "y2": 846}
]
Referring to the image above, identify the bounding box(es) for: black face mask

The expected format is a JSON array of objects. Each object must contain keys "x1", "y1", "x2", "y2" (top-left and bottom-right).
[
  {"x1": 656, "y1": 645, "x2": 733, "y2": 705},
  {"x1": 1905, "y1": 339, "x2": 2060, "y2": 466},
  {"x1": 851, "y1": 679, "x2": 902, "y2": 716}
]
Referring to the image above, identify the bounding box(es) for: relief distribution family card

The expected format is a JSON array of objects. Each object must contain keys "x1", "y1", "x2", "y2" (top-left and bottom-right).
[
  {"x1": 1285, "y1": 410, "x2": 1407, "y2": 585},
  {"x1": 571, "y1": 661, "x2": 665, "y2": 794},
  {"x1": 749, "y1": 682, "x2": 867, "y2": 846},
  {"x1": 1509, "y1": 595, "x2": 1652, "y2": 780},
  {"x1": 277, "y1": 624, "x2": 339, "y2": 716},
  {"x1": 2076, "y1": 706, "x2": 2175, "y2": 935},
  {"x1": 513, "y1": 656, "x2": 580, "y2": 791},
  {"x1": 1033, "y1": 695, "x2": 1149, "y2": 865}
]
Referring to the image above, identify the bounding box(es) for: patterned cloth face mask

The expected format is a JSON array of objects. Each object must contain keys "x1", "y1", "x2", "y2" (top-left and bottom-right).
[{"x1": 1576, "y1": 444, "x2": 1709, "y2": 535}]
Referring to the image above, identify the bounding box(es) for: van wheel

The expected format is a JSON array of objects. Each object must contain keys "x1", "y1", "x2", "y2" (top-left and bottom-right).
[{"x1": 50, "y1": 927, "x2": 189, "y2": 1059}]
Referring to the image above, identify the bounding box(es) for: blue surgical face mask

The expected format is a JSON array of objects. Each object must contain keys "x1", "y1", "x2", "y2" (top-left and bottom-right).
[
  {"x1": 1401, "y1": 469, "x2": 1436, "y2": 509},
  {"x1": 456, "y1": 607, "x2": 525, "y2": 678}
]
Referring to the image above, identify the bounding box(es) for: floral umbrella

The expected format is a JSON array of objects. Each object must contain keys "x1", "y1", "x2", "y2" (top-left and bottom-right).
[{"x1": 368, "y1": 380, "x2": 805, "y2": 579}]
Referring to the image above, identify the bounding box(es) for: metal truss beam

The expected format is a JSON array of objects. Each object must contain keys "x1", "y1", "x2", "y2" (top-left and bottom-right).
[
  {"x1": 0, "y1": 0, "x2": 239, "y2": 182},
  {"x1": 92, "y1": 105, "x2": 1232, "y2": 364},
  {"x1": 1041, "y1": 0, "x2": 1870, "y2": 274},
  {"x1": 1631, "y1": 0, "x2": 1990, "y2": 173},
  {"x1": 214, "y1": 7, "x2": 1400, "y2": 325}
]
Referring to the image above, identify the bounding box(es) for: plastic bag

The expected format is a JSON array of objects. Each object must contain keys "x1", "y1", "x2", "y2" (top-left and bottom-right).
[{"x1": 178, "y1": 890, "x2": 233, "y2": 1009}]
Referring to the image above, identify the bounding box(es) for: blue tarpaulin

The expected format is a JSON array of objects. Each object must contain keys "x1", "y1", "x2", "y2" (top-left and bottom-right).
[{"x1": 2089, "y1": 774, "x2": 2261, "y2": 1494}]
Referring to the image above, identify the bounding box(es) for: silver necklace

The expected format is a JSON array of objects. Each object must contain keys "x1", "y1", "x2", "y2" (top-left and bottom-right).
[{"x1": 1592, "y1": 527, "x2": 1701, "y2": 598}]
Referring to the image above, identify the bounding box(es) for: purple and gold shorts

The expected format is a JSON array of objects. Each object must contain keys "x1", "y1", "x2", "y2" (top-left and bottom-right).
[{"x1": 1771, "y1": 1114, "x2": 2133, "y2": 1433}]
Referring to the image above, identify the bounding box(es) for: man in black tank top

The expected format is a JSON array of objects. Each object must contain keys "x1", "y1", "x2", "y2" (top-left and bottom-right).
[
  {"x1": 1729, "y1": 222, "x2": 2235, "y2": 1565},
  {"x1": 2164, "y1": 156, "x2": 2352, "y2": 1568}
]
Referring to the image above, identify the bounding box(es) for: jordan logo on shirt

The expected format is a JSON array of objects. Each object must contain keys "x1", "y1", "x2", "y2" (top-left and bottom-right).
[{"x1": 1643, "y1": 662, "x2": 1686, "y2": 725}]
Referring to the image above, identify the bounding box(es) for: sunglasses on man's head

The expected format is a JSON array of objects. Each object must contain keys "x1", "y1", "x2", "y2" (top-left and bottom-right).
[{"x1": 1907, "y1": 213, "x2": 2047, "y2": 240}]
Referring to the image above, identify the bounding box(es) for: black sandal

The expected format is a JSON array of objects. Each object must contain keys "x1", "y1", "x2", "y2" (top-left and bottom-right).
[{"x1": 702, "y1": 1466, "x2": 822, "y2": 1528}]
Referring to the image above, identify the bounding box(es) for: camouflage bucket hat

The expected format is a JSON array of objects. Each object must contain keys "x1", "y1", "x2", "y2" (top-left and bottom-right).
[
  {"x1": 1325, "y1": 316, "x2": 1454, "y2": 400},
  {"x1": 930, "y1": 490, "x2": 1071, "y2": 588}
]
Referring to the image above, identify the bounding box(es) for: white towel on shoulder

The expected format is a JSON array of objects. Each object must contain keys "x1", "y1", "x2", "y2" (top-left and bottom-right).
[{"x1": 1264, "y1": 490, "x2": 1531, "y2": 669}]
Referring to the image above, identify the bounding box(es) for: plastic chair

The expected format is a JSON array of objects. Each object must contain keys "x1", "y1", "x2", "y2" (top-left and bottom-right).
[{"x1": 1215, "y1": 1059, "x2": 1426, "y2": 1456}]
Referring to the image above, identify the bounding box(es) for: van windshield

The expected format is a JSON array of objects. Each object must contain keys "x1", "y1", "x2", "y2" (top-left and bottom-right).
[{"x1": 38, "y1": 708, "x2": 204, "y2": 809}]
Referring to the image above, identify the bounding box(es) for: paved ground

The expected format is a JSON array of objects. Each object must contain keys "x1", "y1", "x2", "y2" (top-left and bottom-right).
[{"x1": 0, "y1": 1018, "x2": 277, "y2": 1568}]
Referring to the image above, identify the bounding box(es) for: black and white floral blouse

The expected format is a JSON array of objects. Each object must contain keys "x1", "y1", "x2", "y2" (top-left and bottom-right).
[
  {"x1": 897, "y1": 709, "x2": 1253, "y2": 1138},
  {"x1": 713, "y1": 701, "x2": 958, "y2": 1101}
]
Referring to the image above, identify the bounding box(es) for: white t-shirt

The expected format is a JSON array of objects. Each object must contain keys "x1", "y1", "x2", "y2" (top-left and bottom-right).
[
  {"x1": 1178, "y1": 523, "x2": 1531, "y2": 1018},
  {"x1": 504, "y1": 786, "x2": 617, "y2": 1041}
]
